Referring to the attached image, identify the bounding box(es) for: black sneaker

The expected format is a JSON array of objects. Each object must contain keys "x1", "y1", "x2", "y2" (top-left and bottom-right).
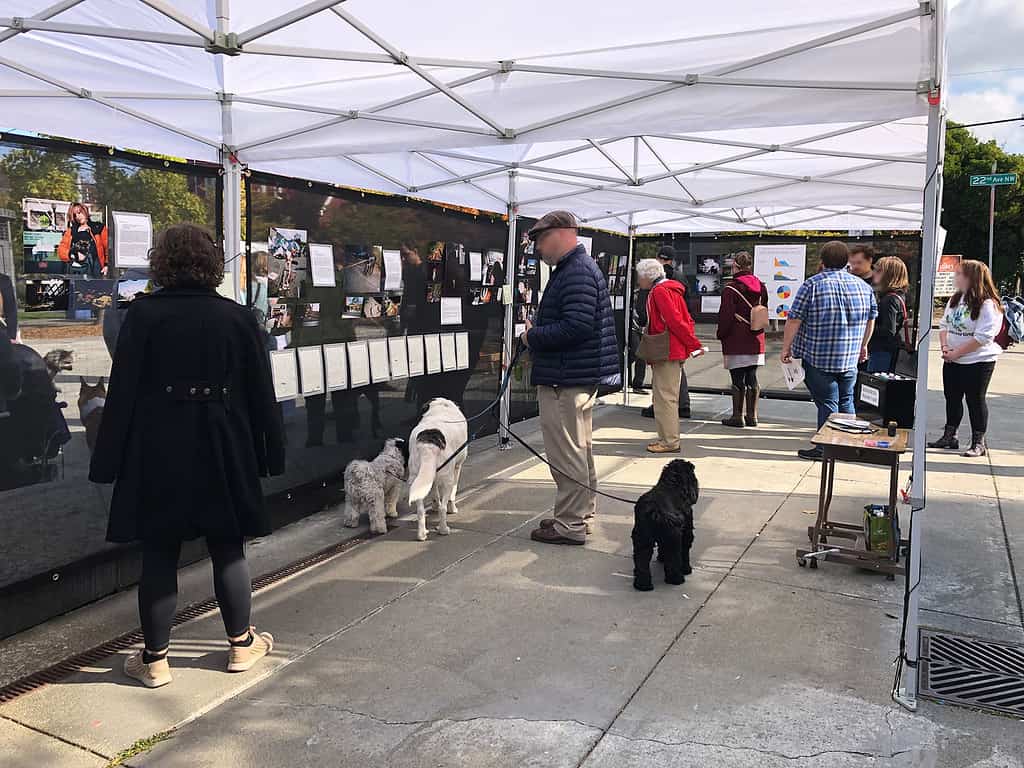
[
  {"x1": 679, "y1": 407, "x2": 692, "y2": 419},
  {"x1": 641, "y1": 406, "x2": 655, "y2": 418},
  {"x1": 798, "y1": 446, "x2": 824, "y2": 461}
]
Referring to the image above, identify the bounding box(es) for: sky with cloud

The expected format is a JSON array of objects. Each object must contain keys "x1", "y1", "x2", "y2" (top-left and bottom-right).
[{"x1": 947, "y1": 0, "x2": 1024, "y2": 152}]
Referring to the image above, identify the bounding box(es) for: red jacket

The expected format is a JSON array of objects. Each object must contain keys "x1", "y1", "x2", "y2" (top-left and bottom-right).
[
  {"x1": 647, "y1": 279, "x2": 702, "y2": 361},
  {"x1": 716, "y1": 272, "x2": 769, "y2": 356}
]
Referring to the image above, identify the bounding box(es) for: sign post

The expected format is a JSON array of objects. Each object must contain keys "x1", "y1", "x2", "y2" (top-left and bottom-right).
[{"x1": 970, "y1": 169, "x2": 1017, "y2": 271}]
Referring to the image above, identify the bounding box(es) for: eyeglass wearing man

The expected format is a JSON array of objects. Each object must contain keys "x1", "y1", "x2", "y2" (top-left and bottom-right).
[
  {"x1": 519, "y1": 211, "x2": 621, "y2": 545},
  {"x1": 781, "y1": 240, "x2": 877, "y2": 461}
]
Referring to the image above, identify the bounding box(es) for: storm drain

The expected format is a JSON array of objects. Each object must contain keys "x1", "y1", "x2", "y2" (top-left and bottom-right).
[{"x1": 920, "y1": 629, "x2": 1024, "y2": 716}]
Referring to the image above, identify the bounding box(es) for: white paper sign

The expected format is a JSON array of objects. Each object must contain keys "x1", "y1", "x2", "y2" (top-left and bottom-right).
[
  {"x1": 539, "y1": 260, "x2": 551, "y2": 293},
  {"x1": 297, "y1": 346, "x2": 325, "y2": 395},
  {"x1": 440, "y1": 333, "x2": 457, "y2": 371},
  {"x1": 323, "y1": 343, "x2": 349, "y2": 391},
  {"x1": 269, "y1": 349, "x2": 299, "y2": 402},
  {"x1": 112, "y1": 211, "x2": 153, "y2": 268},
  {"x1": 577, "y1": 235, "x2": 593, "y2": 254},
  {"x1": 754, "y1": 244, "x2": 806, "y2": 321},
  {"x1": 383, "y1": 249, "x2": 403, "y2": 292},
  {"x1": 781, "y1": 358, "x2": 806, "y2": 391},
  {"x1": 367, "y1": 338, "x2": 390, "y2": 383},
  {"x1": 440, "y1": 296, "x2": 462, "y2": 325},
  {"x1": 347, "y1": 341, "x2": 371, "y2": 388},
  {"x1": 455, "y1": 331, "x2": 470, "y2": 370},
  {"x1": 515, "y1": 323, "x2": 526, "y2": 338},
  {"x1": 614, "y1": 296, "x2": 625, "y2": 310},
  {"x1": 469, "y1": 251, "x2": 483, "y2": 282},
  {"x1": 309, "y1": 243, "x2": 336, "y2": 287},
  {"x1": 701, "y1": 295, "x2": 722, "y2": 314},
  {"x1": 407, "y1": 335, "x2": 425, "y2": 377},
  {"x1": 424, "y1": 334, "x2": 442, "y2": 374},
  {"x1": 388, "y1": 336, "x2": 409, "y2": 379},
  {"x1": 860, "y1": 384, "x2": 880, "y2": 407}
]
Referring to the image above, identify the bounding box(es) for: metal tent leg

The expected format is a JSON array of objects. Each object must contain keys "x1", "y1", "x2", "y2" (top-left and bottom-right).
[{"x1": 499, "y1": 171, "x2": 517, "y2": 450}]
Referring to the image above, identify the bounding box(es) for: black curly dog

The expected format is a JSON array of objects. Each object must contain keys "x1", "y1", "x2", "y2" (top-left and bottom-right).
[{"x1": 632, "y1": 459, "x2": 698, "y2": 591}]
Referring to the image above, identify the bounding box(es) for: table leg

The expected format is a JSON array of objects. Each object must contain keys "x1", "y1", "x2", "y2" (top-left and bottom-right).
[
  {"x1": 888, "y1": 459, "x2": 900, "y2": 563},
  {"x1": 811, "y1": 458, "x2": 832, "y2": 551}
]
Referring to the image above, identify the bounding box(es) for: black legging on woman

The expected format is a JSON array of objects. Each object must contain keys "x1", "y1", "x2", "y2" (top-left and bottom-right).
[
  {"x1": 943, "y1": 361, "x2": 996, "y2": 435},
  {"x1": 140, "y1": 538, "x2": 251, "y2": 652},
  {"x1": 729, "y1": 365, "x2": 759, "y2": 390}
]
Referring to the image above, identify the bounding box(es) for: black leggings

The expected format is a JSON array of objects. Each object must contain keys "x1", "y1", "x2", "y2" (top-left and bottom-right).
[
  {"x1": 729, "y1": 366, "x2": 759, "y2": 390},
  {"x1": 139, "y1": 538, "x2": 251, "y2": 651},
  {"x1": 943, "y1": 361, "x2": 996, "y2": 435}
]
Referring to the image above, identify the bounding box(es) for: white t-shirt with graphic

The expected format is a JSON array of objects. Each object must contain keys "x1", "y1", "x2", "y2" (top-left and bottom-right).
[{"x1": 939, "y1": 298, "x2": 1003, "y2": 365}]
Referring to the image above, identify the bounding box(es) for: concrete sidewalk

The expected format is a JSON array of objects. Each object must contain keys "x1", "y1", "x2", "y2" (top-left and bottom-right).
[{"x1": 2, "y1": 348, "x2": 1023, "y2": 767}]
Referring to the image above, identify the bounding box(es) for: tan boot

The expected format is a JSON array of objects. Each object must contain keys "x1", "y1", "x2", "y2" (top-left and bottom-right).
[
  {"x1": 745, "y1": 387, "x2": 760, "y2": 427},
  {"x1": 124, "y1": 650, "x2": 172, "y2": 689},
  {"x1": 227, "y1": 627, "x2": 275, "y2": 673},
  {"x1": 721, "y1": 386, "x2": 745, "y2": 428}
]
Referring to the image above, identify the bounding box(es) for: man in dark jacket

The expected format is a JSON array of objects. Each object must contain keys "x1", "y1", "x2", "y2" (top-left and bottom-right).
[
  {"x1": 640, "y1": 246, "x2": 691, "y2": 418},
  {"x1": 520, "y1": 211, "x2": 620, "y2": 545}
]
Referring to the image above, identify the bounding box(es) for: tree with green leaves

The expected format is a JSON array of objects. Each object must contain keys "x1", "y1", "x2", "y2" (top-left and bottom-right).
[{"x1": 93, "y1": 159, "x2": 213, "y2": 233}]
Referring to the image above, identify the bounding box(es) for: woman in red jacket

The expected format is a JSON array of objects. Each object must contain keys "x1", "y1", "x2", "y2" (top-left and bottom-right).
[
  {"x1": 58, "y1": 202, "x2": 109, "y2": 277},
  {"x1": 716, "y1": 252, "x2": 769, "y2": 428},
  {"x1": 636, "y1": 258, "x2": 703, "y2": 453}
]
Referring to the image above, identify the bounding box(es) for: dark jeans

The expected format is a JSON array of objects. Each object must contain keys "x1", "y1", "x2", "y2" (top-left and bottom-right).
[
  {"x1": 139, "y1": 538, "x2": 251, "y2": 651},
  {"x1": 802, "y1": 361, "x2": 857, "y2": 429},
  {"x1": 729, "y1": 366, "x2": 759, "y2": 389},
  {"x1": 943, "y1": 361, "x2": 996, "y2": 435},
  {"x1": 867, "y1": 348, "x2": 896, "y2": 374}
]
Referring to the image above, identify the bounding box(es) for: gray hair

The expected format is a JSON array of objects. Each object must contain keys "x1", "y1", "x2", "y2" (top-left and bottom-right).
[{"x1": 636, "y1": 258, "x2": 665, "y2": 284}]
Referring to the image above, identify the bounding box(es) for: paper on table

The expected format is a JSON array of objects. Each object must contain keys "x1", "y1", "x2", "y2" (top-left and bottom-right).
[
  {"x1": 297, "y1": 346, "x2": 325, "y2": 395},
  {"x1": 368, "y1": 338, "x2": 390, "y2": 383},
  {"x1": 323, "y1": 343, "x2": 348, "y2": 391},
  {"x1": 383, "y1": 249, "x2": 403, "y2": 292},
  {"x1": 269, "y1": 349, "x2": 299, "y2": 402},
  {"x1": 455, "y1": 331, "x2": 469, "y2": 370},
  {"x1": 614, "y1": 296, "x2": 625, "y2": 310},
  {"x1": 112, "y1": 211, "x2": 153, "y2": 268},
  {"x1": 440, "y1": 333, "x2": 457, "y2": 371},
  {"x1": 424, "y1": 334, "x2": 442, "y2": 374},
  {"x1": 347, "y1": 341, "x2": 371, "y2": 387},
  {"x1": 700, "y1": 295, "x2": 722, "y2": 313},
  {"x1": 440, "y1": 296, "x2": 462, "y2": 325},
  {"x1": 406, "y1": 335, "x2": 425, "y2": 377},
  {"x1": 469, "y1": 251, "x2": 483, "y2": 282},
  {"x1": 309, "y1": 244, "x2": 336, "y2": 287},
  {"x1": 388, "y1": 336, "x2": 409, "y2": 379},
  {"x1": 781, "y1": 358, "x2": 806, "y2": 390}
]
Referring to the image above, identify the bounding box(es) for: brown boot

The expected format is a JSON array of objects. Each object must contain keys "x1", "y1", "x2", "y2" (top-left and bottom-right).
[
  {"x1": 745, "y1": 387, "x2": 760, "y2": 427},
  {"x1": 962, "y1": 432, "x2": 987, "y2": 457},
  {"x1": 721, "y1": 386, "x2": 745, "y2": 428}
]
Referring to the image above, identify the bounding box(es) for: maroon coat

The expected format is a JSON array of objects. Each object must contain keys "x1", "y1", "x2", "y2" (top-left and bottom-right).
[{"x1": 716, "y1": 272, "x2": 769, "y2": 356}]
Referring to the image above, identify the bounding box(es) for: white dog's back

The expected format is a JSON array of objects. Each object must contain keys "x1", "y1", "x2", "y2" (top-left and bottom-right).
[{"x1": 408, "y1": 398, "x2": 468, "y2": 522}]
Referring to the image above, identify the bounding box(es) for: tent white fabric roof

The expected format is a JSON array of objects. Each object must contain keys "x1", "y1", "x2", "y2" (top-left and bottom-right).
[{"x1": 1, "y1": 1, "x2": 936, "y2": 230}]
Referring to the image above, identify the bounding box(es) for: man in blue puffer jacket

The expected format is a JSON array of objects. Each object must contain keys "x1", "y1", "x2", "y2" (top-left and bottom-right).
[{"x1": 519, "y1": 211, "x2": 621, "y2": 545}]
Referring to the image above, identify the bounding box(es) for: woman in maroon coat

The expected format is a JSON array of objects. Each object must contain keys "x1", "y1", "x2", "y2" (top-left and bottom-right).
[{"x1": 716, "y1": 252, "x2": 769, "y2": 428}]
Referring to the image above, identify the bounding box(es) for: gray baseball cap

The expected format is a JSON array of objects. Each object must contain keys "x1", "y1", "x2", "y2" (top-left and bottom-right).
[{"x1": 526, "y1": 210, "x2": 579, "y2": 241}]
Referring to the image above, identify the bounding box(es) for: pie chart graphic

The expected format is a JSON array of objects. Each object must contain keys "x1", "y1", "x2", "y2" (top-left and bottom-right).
[
  {"x1": 775, "y1": 304, "x2": 790, "y2": 317},
  {"x1": 776, "y1": 285, "x2": 792, "y2": 300}
]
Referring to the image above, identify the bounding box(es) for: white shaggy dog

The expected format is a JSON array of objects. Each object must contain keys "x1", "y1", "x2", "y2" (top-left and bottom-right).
[
  {"x1": 407, "y1": 398, "x2": 468, "y2": 541},
  {"x1": 343, "y1": 438, "x2": 409, "y2": 535}
]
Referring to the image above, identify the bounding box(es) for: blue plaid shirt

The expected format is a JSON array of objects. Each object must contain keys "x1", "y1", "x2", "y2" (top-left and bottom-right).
[{"x1": 790, "y1": 268, "x2": 877, "y2": 372}]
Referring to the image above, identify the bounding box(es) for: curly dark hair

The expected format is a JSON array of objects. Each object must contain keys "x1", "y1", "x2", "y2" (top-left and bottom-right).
[{"x1": 149, "y1": 224, "x2": 224, "y2": 289}]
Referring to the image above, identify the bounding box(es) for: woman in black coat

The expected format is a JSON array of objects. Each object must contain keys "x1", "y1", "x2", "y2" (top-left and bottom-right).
[{"x1": 90, "y1": 224, "x2": 285, "y2": 689}]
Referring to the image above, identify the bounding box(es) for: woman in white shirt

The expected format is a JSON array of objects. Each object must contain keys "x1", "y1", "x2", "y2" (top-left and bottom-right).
[{"x1": 928, "y1": 260, "x2": 1003, "y2": 457}]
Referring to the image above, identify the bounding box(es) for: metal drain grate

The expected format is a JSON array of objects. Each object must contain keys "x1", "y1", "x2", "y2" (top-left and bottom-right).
[{"x1": 920, "y1": 629, "x2": 1024, "y2": 715}]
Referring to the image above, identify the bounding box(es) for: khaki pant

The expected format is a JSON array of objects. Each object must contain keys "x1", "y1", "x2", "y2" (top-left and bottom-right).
[
  {"x1": 651, "y1": 360, "x2": 683, "y2": 447},
  {"x1": 538, "y1": 385, "x2": 597, "y2": 542}
]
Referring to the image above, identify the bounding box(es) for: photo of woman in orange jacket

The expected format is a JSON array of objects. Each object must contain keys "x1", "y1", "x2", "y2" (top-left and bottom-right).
[{"x1": 57, "y1": 202, "x2": 108, "y2": 277}]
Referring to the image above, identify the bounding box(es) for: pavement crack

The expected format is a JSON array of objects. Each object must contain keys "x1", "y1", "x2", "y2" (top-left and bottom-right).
[{"x1": 607, "y1": 731, "x2": 915, "y2": 761}]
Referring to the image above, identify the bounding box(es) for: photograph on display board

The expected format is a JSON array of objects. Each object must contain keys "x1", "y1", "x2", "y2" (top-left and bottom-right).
[
  {"x1": 117, "y1": 279, "x2": 150, "y2": 305},
  {"x1": 695, "y1": 257, "x2": 722, "y2": 294},
  {"x1": 427, "y1": 261, "x2": 445, "y2": 284},
  {"x1": 362, "y1": 295, "x2": 383, "y2": 319},
  {"x1": 443, "y1": 242, "x2": 465, "y2": 296},
  {"x1": 516, "y1": 304, "x2": 537, "y2": 325},
  {"x1": 72, "y1": 280, "x2": 115, "y2": 314},
  {"x1": 269, "y1": 227, "x2": 306, "y2": 298},
  {"x1": 342, "y1": 244, "x2": 383, "y2": 293},
  {"x1": 268, "y1": 298, "x2": 294, "y2": 331},
  {"x1": 384, "y1": 295, "x2": 402, "y2": 318},
  {"x1": 426, "y1": 282, "x2": 443, "y2": 303},
  {"x1": 342, "y1": 295, "x2": 365, "y2": 318},
  {"x1": 296, "y1": 302, "x2": 321, "y2": 328},
  {"x1": 427, "y1": 241, "x2": 445, "y2": 262},
  {"x1": 472, "y1": 287, "x2": 494, "y2": 306},
  {"x1": 483, "y1": 250, "x2": 505, "y2": 286},
  {"x1": 523, "y1": 258, "x2": 538, "y2": 277},
  {"x1": 516, "y1": 280, "x2": 535, "y2": 306},
  {"x1": 519, "y1": 232, "x2": 534, "y2": 255}
]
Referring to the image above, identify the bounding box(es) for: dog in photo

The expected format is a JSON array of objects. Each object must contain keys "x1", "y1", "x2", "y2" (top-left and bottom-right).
[
  {"x1": 78, "y1": 377, "x2": 106, "y2": 452},
  {"x1": 343, "y1": 438, "x2": 409, "y2": 535},
  {"x1": 632, "y1": 459, "x2": 698, "y2": 591},
  {"x1": 407, "y1": 398, "x2": 468, "y2": 541}
]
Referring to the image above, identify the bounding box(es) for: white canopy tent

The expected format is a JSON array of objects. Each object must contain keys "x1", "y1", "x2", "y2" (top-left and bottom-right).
[{"x1": 0, "y1": 0, "x2": 946, "y2": 710}]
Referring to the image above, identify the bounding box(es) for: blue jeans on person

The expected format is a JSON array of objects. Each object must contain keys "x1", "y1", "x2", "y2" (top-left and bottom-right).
[
  {"x1": 802, "y1": 361, "x2": 857, "y2": 428},
  {"x1": 866, "y1": 349, "x2": 895, "y2": 374}
]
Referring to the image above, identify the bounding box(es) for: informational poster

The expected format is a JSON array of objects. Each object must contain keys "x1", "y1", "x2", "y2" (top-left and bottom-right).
[
  {"x1": 455, "y1": 331, "x2": 470, "y2": 370},
  {"x1": 440, "y1": 333, "x2": 457, "y2": 371},
  {"x1": 407, "y1": 335, "x2": 425, "y2": 377},
  {"x1": 424, "y1": 334, "x2": 442, "y2": 374},
  {"x1": 347, "y1": 341, "x2": 371, "y2": 388},
  {"x1": 539, "y1": 260, "x2": 551, "y2": 294},
  {"x1": 440, "y1": 296, "x2": 462, "y2": 325},
  {"x1": 701, "y1": 295, "x2": 722, "y2": 314},
  {"x1": 935, "y1": 254, "x2": 961, "y2": 298},
  {"x1": 577, "y1": 235, "x2": 593, "y2": 254},
  {"x1": 309, "y1": 243, "x2": 336, "y2": 287},
  {"x1": 367, "y1": 338, "x2": 391, "y2": 383},
  {"x1": 383, "y1": 249, "x2": 403, "y2": 292},
  {"x1": 297, "y1": 346, "x2": 325, "y2": 396},
  {"x1": 754, "y1": 244, "x2": 806, "y2": 320},
  {"x1": 269, "y1": 349, "x2": 299, "y2": 402},
  {"x1": 112, "y1": 211, "x2": 153, "y2": 268},
  {"x1": 388, "y1": 336, "x2": 409, "y2": 379},
  {"x1": 323, "y1": 343, "x2": 349, "y2": 391},
  {"x1": 614, "y1": 296, "x2": 625, "y2": 311},
  {"x1": 469, "y1": 251, "x2": 483, "y2": 282}
]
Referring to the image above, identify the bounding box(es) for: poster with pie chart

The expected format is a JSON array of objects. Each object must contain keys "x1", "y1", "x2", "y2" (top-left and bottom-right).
[{"x1": 754, "y1": 244, "x2": 806, "y2": 319}]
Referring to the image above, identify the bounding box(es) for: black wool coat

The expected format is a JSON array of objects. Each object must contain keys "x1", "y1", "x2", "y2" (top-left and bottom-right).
[{"x1": 89, "y1": 288, "x2": 286, "y2": 544}]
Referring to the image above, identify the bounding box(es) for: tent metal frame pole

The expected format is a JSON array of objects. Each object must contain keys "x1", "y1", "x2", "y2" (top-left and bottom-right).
[
  {"x1": 0, "y1": 18, "x2": 206, "y2": 47},
  {"x1": 499, "y1": 171, "x2": 518, "y2": 451},
  {"x1": 641, "y1": 136, "x2": 700, "y2": 204},
  {"x1": 235, "y1": 0, "x2": 348, "y2": 46},
  {"x1": 623, "y1": 218, "x2": 636, "y2": 409},
  {"x1": 414, "y1": 152, "x2": 509, "y2": 208},
  {"x1": 221, "y1": 99, "x2": 243, "y2": 304},
  {"x1": 139, "y1": 0, "x2": 215, "y2": 41},
  {"x1": 0, "y1": 0, "x2": 85, "y2": 47},
  {"x1": 340, "y1": 155, "x2": 410, "y2": 191},
  {"x1": 647, "y1": 132, "x2": 926, "y2": 165}
]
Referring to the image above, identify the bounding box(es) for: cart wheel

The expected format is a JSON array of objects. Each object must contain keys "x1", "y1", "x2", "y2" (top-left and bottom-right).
[
  {"x1": 820, "y1": 536, "x2": 827, "y2": 544},
  {"x1": 797, "y1": 557, "x2": 807, "y2": 568},
  {"x1": 809, "y1": 558, "x2": 818, "y2": 570}
]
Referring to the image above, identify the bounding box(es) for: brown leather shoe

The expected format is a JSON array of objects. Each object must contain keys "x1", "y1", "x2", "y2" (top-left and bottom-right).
[
  {"x1": 647, "y1": 441, "x2": 680, "y2": 454},
  {"x1": 539, "y1": 518, "x2": 594, "y2": 535},
  {"x1": 530, "y1": 526, "x2": 585, "y2": 545}
]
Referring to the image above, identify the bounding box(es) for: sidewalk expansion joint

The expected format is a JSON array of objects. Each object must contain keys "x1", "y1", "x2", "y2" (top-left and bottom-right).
[
  {"x1": 0, "y1": 713, "x2": 112, "y2": 763},
  {"x1": 987, "y1": 449, "x2": 1024, "y2": 632}
]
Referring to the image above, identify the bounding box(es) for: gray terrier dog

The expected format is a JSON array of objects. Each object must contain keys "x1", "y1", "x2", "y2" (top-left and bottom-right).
[{"x1": 343, "y1": 438, "x2": 409, "y2": 535}]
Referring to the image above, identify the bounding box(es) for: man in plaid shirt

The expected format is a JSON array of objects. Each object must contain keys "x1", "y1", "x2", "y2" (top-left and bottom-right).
[{"x1": 781, "y1": 241, "x2": 877, "y2": 460}]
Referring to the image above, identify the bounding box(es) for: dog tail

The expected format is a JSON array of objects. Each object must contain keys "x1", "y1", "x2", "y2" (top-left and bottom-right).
[{"x1": 408, "y1": 429, "x2": 446, "y2": 503}]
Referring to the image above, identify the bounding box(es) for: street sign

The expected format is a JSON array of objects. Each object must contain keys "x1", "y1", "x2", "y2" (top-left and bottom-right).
[{"x1": 970, "y1": 173, "x2": 1017, "y2": 187}]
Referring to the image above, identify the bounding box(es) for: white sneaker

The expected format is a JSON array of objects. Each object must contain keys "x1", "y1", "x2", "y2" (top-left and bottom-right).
[
  {"x1": 227, "y1": 627, "x2": 274, "y2": 673},
  {"x1": 124, "y1": 650, "x2": 172, "y2": 688}
]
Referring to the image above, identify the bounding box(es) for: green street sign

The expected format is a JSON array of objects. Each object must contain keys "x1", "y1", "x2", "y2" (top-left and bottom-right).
[{"x1": 970, "y1": 173, "x2": 1017, "y2": 187}]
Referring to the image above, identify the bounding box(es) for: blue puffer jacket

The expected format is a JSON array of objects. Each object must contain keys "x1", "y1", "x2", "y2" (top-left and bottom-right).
[{"x1": 527, "y1": 244, "x2": 622, "y2": 388}]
